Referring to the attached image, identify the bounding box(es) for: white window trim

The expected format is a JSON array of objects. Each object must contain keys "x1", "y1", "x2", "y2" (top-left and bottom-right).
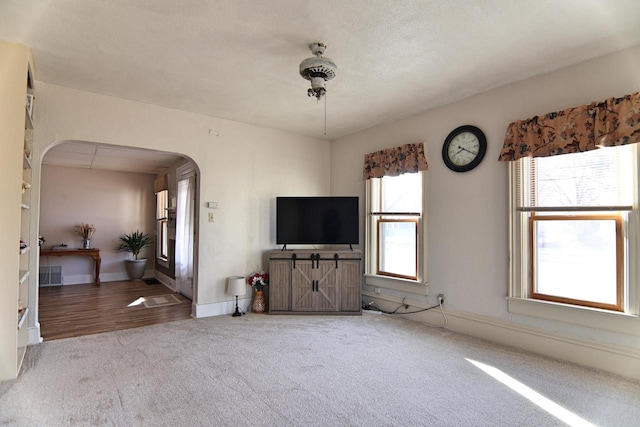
[
  {"x1": 156, "y1": 189, "x2": 170, "y2": 268},
  {"x1": 157, "y1": 256, "x2": 169, "y2": 269},
  {"x1": 364, "y1": 173, "x2": 427, "y2": 289},
  {"x1": 507, "y1": 156, "x2": 640, "y2": 336}
]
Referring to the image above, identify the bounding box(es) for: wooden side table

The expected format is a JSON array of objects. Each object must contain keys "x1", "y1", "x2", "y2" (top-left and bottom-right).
[{"x1": 39, "y1": 248, "x2": 101, "y2": 285}]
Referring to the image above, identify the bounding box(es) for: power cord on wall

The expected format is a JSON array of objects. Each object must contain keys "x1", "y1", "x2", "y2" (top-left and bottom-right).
[{"x1": 363, "y1": 299, "x2": 448, "y2": 328}]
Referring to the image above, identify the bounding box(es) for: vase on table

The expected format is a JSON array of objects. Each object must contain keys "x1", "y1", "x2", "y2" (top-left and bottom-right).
[
  {"x1": 83, "y1": 239, "x2": 91, "y2": 249},
  {"x1": 252, "y1": 290, "x2": 266, "y2": 313}
]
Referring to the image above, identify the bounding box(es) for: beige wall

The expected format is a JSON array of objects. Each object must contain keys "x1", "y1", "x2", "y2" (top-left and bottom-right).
[
  {"x1": 39, "y1": 165, "x2": 156, "y2": 283},
  {"x1": 31, "y1": 83, "x2": 331, "y2": 314},
  {"x1": 331, "y1": 45, "x2": 640, "y2": 377}
]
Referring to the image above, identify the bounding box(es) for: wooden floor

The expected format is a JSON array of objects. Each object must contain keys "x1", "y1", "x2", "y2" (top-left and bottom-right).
[{"x1": 39, "y1": 280, "x2": 192, "y2": 341}]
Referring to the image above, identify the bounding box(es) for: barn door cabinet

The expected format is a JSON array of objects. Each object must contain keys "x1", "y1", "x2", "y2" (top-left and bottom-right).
[{"x1": 269, "y1": 250, "x2": 362, "y2": 314}]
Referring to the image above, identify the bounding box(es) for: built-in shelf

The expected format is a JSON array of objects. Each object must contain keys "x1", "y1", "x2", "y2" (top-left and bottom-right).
[
  {"x1": 2, "y1": 43, "x2": 35, "y2": 381},
  {"x1": 17, "y1": 307, "x2": 28, "y2": 330},
  {"x1": 18, "y1": 270, "x2": 29, "y2": 285}
]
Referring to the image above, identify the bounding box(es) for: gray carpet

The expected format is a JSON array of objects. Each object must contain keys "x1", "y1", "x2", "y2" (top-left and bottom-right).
[{"x1": 1, "y1": 312, "x2": 639, "y2": 426}]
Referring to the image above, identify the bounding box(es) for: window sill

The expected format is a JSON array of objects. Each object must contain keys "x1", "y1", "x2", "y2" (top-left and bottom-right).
[
  {"x1": 364, "y1": 274, "x2": 427, "y2": 295},
  {"x1": 507, "y1": 297, "x2": 640, "y2": 337},
  {"x1": 156, "y1": 257, "x2": 169, "y2": 269}
]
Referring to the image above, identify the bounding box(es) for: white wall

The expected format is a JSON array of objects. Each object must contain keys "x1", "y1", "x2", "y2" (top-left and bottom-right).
[
  {"x1": 39, "y1": 165, "x2": 156, "y2": 284},
  {"x1": 31, "y1": 83, "x2": 331, "y2": 317},
  {"x1": 331, "y1": 45, "x2": 640, "y2": 378}
]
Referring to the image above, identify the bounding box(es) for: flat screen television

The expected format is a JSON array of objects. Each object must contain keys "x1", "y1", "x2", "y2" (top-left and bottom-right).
[{"x1": 276, "y1": 196, "x2": 359, "y2": 247}]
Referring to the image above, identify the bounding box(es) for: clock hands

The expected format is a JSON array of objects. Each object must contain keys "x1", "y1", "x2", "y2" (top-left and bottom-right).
[{"x1": 457, "y1": 145, "x2": 478, "y2": 156}]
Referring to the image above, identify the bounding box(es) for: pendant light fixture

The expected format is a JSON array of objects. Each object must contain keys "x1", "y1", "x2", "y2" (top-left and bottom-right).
[
  {"x1": 299, "y1": 42, "x2": 337, "y2": 101},
  {"x1": 299, "y1": 42, "x2": 337, "y2": 135}
]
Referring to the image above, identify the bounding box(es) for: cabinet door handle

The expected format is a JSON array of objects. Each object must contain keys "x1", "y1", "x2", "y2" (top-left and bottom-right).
[
  {"x1": 292, "y1": 253, "x2": 297, "y2": 269},
  {"x1": 334, "y1": 253, "x2": 339, "y2": 268},
  {"x1": 316, "y1": 253, "x2": 320, "y2": 268}
]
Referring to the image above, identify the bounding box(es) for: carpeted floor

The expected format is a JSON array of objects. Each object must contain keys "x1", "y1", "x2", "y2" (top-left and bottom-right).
[{"x1": 1, "y1": 312, "x2": 639, "y2": 426}]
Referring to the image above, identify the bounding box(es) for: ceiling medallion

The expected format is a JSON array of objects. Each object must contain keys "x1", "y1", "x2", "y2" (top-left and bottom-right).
[{"x1": 299, "y1": 42, "x2": 337, "y2": 101}]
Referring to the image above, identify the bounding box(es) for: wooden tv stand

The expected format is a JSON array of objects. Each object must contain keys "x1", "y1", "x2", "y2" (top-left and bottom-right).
[{"x1": 268, "y1": 250, "x2": 361, "y2": 314}]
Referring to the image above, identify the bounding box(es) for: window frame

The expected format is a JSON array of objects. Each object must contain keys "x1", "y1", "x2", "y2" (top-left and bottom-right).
[
  {"x1": 376, "y1": 218, "x2": 419, "y2": 280},
  {"x1": 365, "y1": 172, "x2": 424, "y2": 284},
  {"x1": 156, "y1": 189, "x2": 169, "y2": 266},
  {"x1": 507, "y1": 145, "x2": 640, "y2": 335},
  {"x1": 529, "y1": 213, "x2": 623, "y2": 312}
]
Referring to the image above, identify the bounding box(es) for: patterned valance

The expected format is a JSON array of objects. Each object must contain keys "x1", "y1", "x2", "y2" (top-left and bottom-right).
[
  {"x1": 498, "y1": 92, "x2": 640, "y2": 161},
  {"x1": 363, "y1": 142, "x2": 428, "y2": 180}
]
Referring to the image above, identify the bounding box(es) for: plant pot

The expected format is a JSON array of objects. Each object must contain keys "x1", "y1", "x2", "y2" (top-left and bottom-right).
[{"x1": 124, "y1": 259, "x2": 147, "y2": 280}]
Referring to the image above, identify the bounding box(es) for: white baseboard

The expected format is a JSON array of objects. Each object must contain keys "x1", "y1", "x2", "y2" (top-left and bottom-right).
[
  {"x1": 27, "y1": 324, "x2": 42, "y2": 345},
  {"x1": 61, "y1": 269, "x2": 156, "y2": 285},
  {"x1": 195, "y1": 296, "x2": 251, "y2": 318},
  {"x1": 364, "y1": 294, "x2": 640, "y2": 381},
  {"x1": 153, "y1": 270, "x2": 176, "y2": 291}
]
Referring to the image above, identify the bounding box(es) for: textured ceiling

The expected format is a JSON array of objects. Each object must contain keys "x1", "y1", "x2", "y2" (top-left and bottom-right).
[
  {"x1": 42, "y1": 141, "x2": 184, "y2": 175},
  {"x1": 2, "y1": 0, "x2": 640, "y2": 141}
]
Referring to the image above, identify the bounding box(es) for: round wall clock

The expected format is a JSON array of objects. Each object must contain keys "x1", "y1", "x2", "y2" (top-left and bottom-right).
[{"x1": 442, "y1": 125, "x2": 487, "y2": 172}]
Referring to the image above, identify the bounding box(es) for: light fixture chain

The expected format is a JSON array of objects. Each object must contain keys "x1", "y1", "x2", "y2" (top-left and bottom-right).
[{"x1": 324, "y1": 92, "x2": 327, "y2": 136}]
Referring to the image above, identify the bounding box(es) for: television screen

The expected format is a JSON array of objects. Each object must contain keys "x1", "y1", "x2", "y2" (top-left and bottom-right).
[{"x1": 276, "y1": 197, "x2": 359, "y2": 245}]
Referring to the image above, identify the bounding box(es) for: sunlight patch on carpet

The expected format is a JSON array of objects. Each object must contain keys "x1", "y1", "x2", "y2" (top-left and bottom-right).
[
  {"x1": 466, "y1": 359, "x2": 595, "y2": 427},
  {"x1": 140, "y1": 294, "x2": 182, "y2": 308}
]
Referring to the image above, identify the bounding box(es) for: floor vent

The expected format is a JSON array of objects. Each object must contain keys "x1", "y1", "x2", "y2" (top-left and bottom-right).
[{"x1": 40, "y1": 265, "x2": 63, "y2": 286}]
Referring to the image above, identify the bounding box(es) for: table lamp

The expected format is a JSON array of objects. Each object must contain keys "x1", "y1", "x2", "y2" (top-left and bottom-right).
[{"x1": 227, "y1": 276, "x2": 246, "y2": 317}]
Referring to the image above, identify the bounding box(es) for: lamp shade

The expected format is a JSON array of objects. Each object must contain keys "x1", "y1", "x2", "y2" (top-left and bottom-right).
[{"x1": 227, "y1": 276, "x2": 246, "y2": 297}]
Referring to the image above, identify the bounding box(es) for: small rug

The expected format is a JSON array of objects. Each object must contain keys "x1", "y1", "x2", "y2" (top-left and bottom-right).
[
  {"x1": 143, "y1": 278, "x2": 161, "y2": 285},
  {"x1": 142, "y1": 294, "x2": 182, "y2": 308}
]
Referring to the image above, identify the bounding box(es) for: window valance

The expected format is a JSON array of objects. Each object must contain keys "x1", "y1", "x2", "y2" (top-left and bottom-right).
[
  {"x1": 363, "y1": 142, "x2": 428, "y2": 180},
  {"x1": 498, "y1": 92, "x2": 640, "y2": 162}
]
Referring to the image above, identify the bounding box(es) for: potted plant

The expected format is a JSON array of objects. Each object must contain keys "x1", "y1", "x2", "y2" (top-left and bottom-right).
[{"x1": 116, "y1": 230, "x2": 153, "y2": 280}]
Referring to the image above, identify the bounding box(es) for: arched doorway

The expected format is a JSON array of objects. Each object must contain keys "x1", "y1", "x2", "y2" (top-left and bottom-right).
[{"x1": 37, "y1": 140, "x2": 199, "y2": 340}]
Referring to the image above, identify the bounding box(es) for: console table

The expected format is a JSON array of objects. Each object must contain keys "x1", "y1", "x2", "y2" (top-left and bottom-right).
[{"x1": 39, "y1": 248, "x2": 101, "y2": 285}]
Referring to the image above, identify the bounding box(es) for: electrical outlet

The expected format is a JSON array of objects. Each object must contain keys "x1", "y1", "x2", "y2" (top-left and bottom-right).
[
  {"x1": 437, "y1": 293, "x2": 446, "y2": 305},
  {"x1": 375, "y1": 287, "x2": 381, "y2": 294}
]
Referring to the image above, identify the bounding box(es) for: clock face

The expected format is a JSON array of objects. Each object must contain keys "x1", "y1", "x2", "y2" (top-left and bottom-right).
[{"x1": 442, "y1": 125, "x2": 487, "y2": 172}]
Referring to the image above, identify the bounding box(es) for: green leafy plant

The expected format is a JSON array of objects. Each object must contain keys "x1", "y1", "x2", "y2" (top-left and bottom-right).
[{"x1": 116, "y1": 230, "x2": 153, "y2": 260}]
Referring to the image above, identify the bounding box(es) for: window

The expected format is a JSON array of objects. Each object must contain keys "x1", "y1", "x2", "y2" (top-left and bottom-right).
[
  {"x1": 156, "y1": 190, "x2": 169, "y2": 262},
  {"x1": 510, "y1": 144, "x2": 637, "y2": 314},
  {"x1": 367, "y1": 172, "x2": 423, "y2": 281}
]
